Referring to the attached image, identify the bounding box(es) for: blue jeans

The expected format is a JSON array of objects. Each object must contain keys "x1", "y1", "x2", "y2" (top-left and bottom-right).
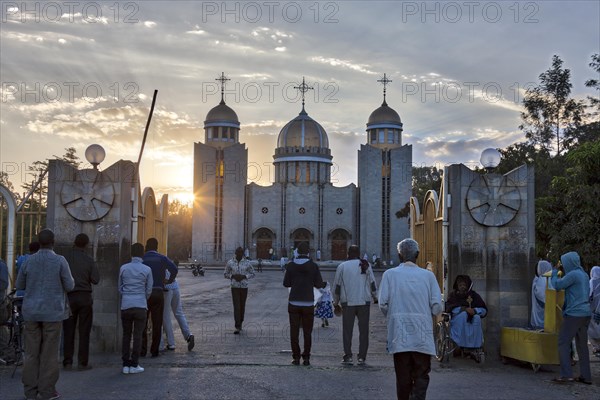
[{"x1": 162, "y1": 287, "x2": 191, "y2": 347}]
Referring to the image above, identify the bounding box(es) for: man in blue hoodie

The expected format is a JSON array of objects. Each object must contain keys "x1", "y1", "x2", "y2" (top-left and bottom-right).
[{"x1": 551, "y1": 251, "x2": 592, "y2": 384}]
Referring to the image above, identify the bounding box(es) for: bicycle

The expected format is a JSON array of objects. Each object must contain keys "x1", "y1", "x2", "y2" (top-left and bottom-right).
[
  {"x1": 435, "y1": 311, "x2": 485, "y2": 363},
  {"x1": 1, "y1": 289, "x2": 25, "y2": 377},
  {"x1": 435, "y1": 312, "x2": 456, "y2": 363}
]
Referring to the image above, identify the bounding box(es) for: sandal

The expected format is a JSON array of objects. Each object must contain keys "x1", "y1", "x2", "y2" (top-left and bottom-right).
[
  {"x1": 576, "y1": 377, "x2": 592, "y2": 385},
  {"x1": 551, "y1": 377, "x2": 575, "y2": 383}
]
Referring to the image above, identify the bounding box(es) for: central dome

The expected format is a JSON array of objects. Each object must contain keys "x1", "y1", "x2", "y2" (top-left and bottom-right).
[
  {"x1": 367, "y1": 103, "x2": 401, "y2": 126},
  {"x1": 277, "y1": 110, "x2": 329, "y2": 148},
  {"x1": 205, "y1": 100, "x2": 239, "y2": 125}
]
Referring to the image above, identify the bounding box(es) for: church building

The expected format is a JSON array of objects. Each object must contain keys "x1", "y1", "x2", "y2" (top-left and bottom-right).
[{"x1": 192, "y1": 74, "x2": 412, "y2": 263}]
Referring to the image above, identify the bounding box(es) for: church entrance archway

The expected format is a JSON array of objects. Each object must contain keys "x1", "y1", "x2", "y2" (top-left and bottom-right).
[
  {"x1": 290, "y1": 228, "x2": 312, "y2": 255},
  {"x1": 254, "y1": 227, "x2": 275, "y2": 260},
  {"x1": 329, "y1": 229, "x2": 350, "y2": 260}
]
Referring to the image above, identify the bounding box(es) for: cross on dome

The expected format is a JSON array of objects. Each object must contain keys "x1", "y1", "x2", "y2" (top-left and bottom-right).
[
  {"x1": 216, "y1": 72, "x2": 231, "y2": 104},
  {"x1": 377, "y1": 73, "x2": 392, "y2": 106},
  {"x1": 294, "y1": 77, "x2": 314, "y2": 115}
]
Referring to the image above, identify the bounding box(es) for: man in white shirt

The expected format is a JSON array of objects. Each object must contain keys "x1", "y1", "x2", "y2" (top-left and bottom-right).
[
  {"x1": 378, "y1": 239, "x2": 442, "y2": 400},
  {"x1": 333, "y1": 245, "x2": 377, "y2": 365}
]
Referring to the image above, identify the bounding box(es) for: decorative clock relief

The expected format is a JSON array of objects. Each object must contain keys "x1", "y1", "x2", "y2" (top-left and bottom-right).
[
  {"x1": 61, "y1": 170, "x2": 115, "y2": 221},
  {"x1": 466, "y1": 175, "x2": 521, "y2": 227}
]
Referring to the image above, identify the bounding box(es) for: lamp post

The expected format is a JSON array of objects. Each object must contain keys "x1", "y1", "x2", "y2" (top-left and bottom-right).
[
  {"x1": 480, "y1": 148, "x2": 501, "y2": 173},
  {"x1": 85, "y1": 144, "x2": 106, "y2": 170}
]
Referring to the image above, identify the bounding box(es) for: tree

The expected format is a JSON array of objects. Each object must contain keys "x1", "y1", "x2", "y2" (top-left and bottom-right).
[
  {"x1": 536, "y1": 139, "x2": 600, "y2": 266},
  {"x1": 21, "y1": 147, "x2": 82, "y2": 207},
  {"x1": 585, "y1": 53, "x2": 600, "y2": 116},
  {"x1": 496, "y1": 142, "x2": 565, "y2": 200},
  {"x1": 411, "y1": 166, "x2": 442, "y2": 210},
  {"x1": 0, "y1": 171, "x2": 15, "y2": 192},
  {"x1": 520, "y1": 55, "x2": 585, "y2": 156},
  {"x1": 167, "y1": 199, "x2": 192, "y2": 261}
]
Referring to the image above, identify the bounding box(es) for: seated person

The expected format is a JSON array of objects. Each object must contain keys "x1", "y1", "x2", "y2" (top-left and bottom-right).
[
  {"x1": 530, "y1": 260, "x2": 553, "y2": 330},
  {"x1": 446, "y1": 275, "x2": 487, "y2": 348}
]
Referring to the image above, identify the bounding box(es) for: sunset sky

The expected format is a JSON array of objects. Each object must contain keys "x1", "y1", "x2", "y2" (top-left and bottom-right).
[{"x1": 1, "y1": 1, "x2": 598, "y2": 204}]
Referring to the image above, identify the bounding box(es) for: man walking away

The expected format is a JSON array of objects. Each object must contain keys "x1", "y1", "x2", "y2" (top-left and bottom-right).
[
  {"x1": 62, "y1": 233, "x2": 100, "y2": 371},
  {"x1": 378, "y1": 239, "x2": 442, "y2": 400},
  {"x1": 141, "y1": 238, "x2": 178, "y2": 358},
  {"x1": 283, "y1": 241, "x2": 326, "y2": 366},
  {"x1": 16, "y1": 229, "x2": 75, "y2": 400}
]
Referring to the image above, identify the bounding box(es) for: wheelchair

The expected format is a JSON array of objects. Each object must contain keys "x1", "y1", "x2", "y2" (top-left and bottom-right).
[{"x1": 435, "y1": 312, "x2": 485, "y2": 364}]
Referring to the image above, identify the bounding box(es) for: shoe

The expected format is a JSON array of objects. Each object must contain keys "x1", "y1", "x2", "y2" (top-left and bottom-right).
[
  {"x1": 129, "y1": 365, "x2": 145, "y2": 374},
  {"x1": 576, "y1": 376, "x2": 592, "y2": 385},
  {"x1": 321, "y1": 322, "x2": 325, "y2": 327},
  {"x1": 357, "y1": 358, "x2": 366, "y2": 365},
  {"x1": 234, "y1": 329, "x2": 240, "y2": 334},
  {"x1": 341, "y1": 355, "x2": 353, "y2": 365},
  {"x1": 47, "y1": 392, "x2": 61, "y2": 400},
  {"x1": 303, "y1": 359, "x2": 310, "y2": 366},
  {"x1": 325, "y1": 319, "x2": 329, "y2": 327},
  {"x1": 77, "y1": 364, "x2": 92, "y2": 371},
  {"x1": 166, "y1": 345, "x2": 176, "y2": 351},
  {"x1": 187, "y1": 334, "x2": 195, "y2": 351},
  {"x1": 63, "y1": 364, "x2": 72, "y2": 371},
  {"x1": 122, "y1": 366, "x2": 130, "y2": 374},
  {"x1": 291, "y1": 358, "x2": 300, "y2": 365},
  {"x1": 151, "y1": 352, "x2": 160, "y2": 358},
  {"x1": 551, "y1": 377, "x2": 575, "y2": 383}
]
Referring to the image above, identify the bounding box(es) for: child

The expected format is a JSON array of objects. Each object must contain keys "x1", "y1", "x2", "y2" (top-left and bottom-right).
[{"x1": 315, "y1": 282, "x2": 334, "y2": 327}]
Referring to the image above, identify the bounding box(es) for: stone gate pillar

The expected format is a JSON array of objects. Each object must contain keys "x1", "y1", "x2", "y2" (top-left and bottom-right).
[
  {"x1": 445, "y1": 159, "x2": 535, "y2": 359},
  {"x1": 46, "y1": 151, "x2": 138, "y2": 353}
]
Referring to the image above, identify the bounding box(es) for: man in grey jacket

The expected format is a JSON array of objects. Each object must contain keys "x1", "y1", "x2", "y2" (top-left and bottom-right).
[{"x1": 16, "y1": 229, "x2": 74, "y2": 400}]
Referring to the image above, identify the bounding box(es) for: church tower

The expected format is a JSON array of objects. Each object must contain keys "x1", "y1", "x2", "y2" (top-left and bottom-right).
[
  {"x1": 358, "y1": 74, "x2": 412, "y2": 263},
  {"x1": 192, "y1": 73, "x2": 247, "y2": 262}
]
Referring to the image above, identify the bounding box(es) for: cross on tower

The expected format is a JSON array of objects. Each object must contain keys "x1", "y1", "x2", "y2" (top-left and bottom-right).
[
  {"x1": 216, "y1": 72, "x2": 231, "y2": 104},
  {"x1": 377, "y1": 73, "x2": 392, "y2": 106},
  {"x1": 294, "y1": 77, "x2": 314, "y2": 114}
]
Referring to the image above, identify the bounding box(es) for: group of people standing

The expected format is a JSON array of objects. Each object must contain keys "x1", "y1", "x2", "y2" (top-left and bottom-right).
[{"x1": 1, "y1": 229, "x2": 196, "y2": 400}]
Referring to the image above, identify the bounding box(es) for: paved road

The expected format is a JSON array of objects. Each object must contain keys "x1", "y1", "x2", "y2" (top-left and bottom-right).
[{"x1": 2, "y1": 268, "x2": 598, "y2": 399}]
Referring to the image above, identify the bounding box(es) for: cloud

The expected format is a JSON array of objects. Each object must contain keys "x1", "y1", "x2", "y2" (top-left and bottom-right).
[
  {"x1": 310, "y1": 57, "x2": 377, "y2": 75},
  {"x1": 144, "y1": 21, "x2": 157, "y2": 28}
]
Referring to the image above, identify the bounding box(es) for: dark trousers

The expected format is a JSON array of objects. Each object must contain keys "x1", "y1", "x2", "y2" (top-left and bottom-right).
[
  {"x1": 342, "y1": 304, "x2": 371, "y2": 359},
  {"x1": 288, "y1": 304, "x2": 315, "y2": 360},
  {"x1": 558, "y1": 315, "x2": 591, "y2": 380},
  {"x1": 393, "y1": 352, "x2": 431, "y2": 400},
  {"x1": 121, "y1": 308, "x2": 147, "y2": 367},
  {"x1": 142, "y1": 289, "x2": 164, "y2": 356},
  {"x1": 63, "y1": 291, "x2": 93, "y2": 367},
  {"x1": 231, "y1": 288, "x2": 248, "y2": 330}
]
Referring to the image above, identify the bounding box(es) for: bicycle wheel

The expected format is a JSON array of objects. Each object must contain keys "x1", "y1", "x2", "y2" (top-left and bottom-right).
[{"x1": 435, "y1": 321, "x2": 448, "y2": 362}]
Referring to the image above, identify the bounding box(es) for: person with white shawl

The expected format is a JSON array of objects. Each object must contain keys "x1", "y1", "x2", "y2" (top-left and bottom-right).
[
  {"x1": 588, "y1": 266, "x2": 600, "y2": 356},
  {"x1": 531, "y1": 260, "x2": 553, "y2": 330}
]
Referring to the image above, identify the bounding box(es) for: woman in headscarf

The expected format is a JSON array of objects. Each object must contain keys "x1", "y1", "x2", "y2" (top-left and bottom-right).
[
  {"x1": 446, "y1": 275, "x2": 487, "y2": 349},
  {"x1": 531, "y1": 260, "x2": 553, "y2": 329},
  {"x1": 588, "y1": 266, "x2": 600, "y2": 356}
]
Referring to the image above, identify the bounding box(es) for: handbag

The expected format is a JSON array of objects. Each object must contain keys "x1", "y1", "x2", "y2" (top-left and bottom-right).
[{"x1": 334, "y1": 303, "x2": 343, "y2": 317}]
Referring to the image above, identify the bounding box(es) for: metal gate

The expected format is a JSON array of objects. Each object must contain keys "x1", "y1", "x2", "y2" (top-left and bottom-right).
[{"x1": 0, "y1": 175, "x2": 46, "y2": 287}]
